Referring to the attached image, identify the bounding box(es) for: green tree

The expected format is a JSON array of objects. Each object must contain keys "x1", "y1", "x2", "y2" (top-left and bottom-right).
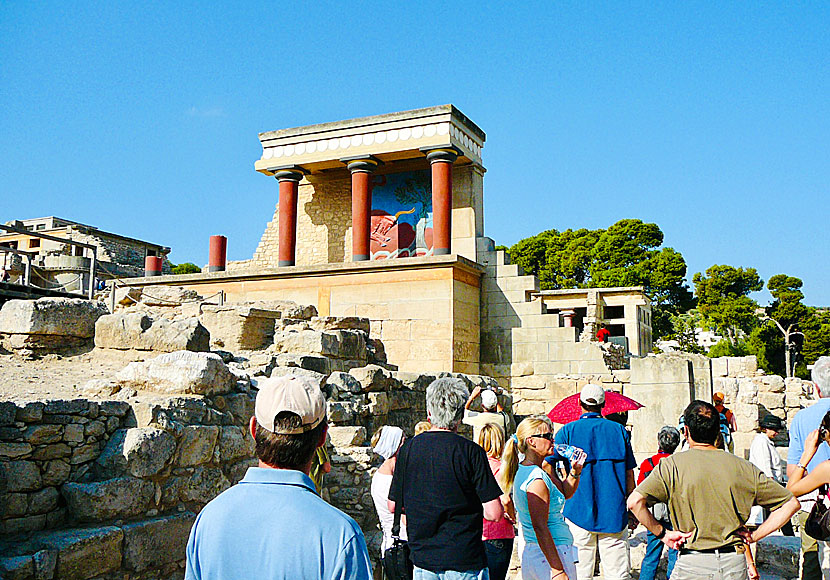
[
  {"x1": 693, "y1": 265, "x2": 763, "y2": 344},
  {"x1": 668, "y1": 309, "x2": 705, "y2": 354},
  {"x1": 763, "y1": 275, "x2": 810, "y2": 377},
  {"x1": 508, "y1": 219, "x2": 693, "y2": 340},
  {"x1": 172, "y1": 262, "x2": 202, "y2": 275}
]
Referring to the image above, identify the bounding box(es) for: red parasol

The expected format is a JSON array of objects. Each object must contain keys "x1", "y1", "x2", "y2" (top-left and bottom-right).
[{"x1": 547, "y1": 391, "x2": 644, "y2": 424}]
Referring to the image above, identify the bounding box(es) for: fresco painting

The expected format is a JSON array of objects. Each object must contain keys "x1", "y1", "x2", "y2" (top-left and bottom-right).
[{"x1": 370, "y1": 170, "x2": 433, "y2": 260}]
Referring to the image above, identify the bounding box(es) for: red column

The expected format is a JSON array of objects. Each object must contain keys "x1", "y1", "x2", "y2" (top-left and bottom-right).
[
  {"x1": 275, "y1": 168, "x2": 306, "y2": 267},
  {"x1": 208, "y1": 235, "x2": 227, "y2": 272},
  {"x1": 344, "y1": 157, "x2": 381, "y2": 261},
  {"x1": 426, "y1": 149, "x2": 459, "y2": 256},
  {"x1": 144, "y1": 256, "x2": 163, "y2": 277}
]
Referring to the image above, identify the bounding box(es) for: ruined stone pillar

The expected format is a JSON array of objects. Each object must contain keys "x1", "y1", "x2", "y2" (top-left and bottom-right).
[
  {"x1": 208, "y1": 235, "x2": 227, "y2": 272},
  {"x1": 424, "y1": 148, "x2": 459, "y2": 256},
  {"x1": 274, "y1": 167, "x2": 307, "y2": 267},
  {"x1": 343, "y1": 156, "x2": 382, "y2": 261},
  {"x1": 144, "y1": 256, "x2": 162, "y2": 277}
]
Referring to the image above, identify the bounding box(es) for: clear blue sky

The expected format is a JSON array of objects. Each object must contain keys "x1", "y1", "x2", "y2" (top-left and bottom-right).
[{"x1": 2, "y1": 3, "x2": 828, "y2": 305}]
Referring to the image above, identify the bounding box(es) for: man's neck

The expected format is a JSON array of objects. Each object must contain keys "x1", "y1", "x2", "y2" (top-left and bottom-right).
[
  {"x1": 258, "y1": 459, "x2": 313, "y2": 475},
  {"x1": 688, "y1": 440, "x2": 717, "y2": 451}
]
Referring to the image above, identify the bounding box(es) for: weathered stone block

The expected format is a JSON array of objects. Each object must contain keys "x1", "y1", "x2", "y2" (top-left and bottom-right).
[
  {"x1": 62, "y1": 477, "x2": 154, "y2": 522},
  {"x1": 44, "y1": 526, "x2": 124, "y2": 579},
  {"x1": 326, "y1": 371, "x2": 362, "y2": 396},
  {"x1": 329, "y1": 426, "x2": 367, "y2": 447},
  {"x1": 0, "y1": 297, "x2": 108, "y2": 337},
  {"x1": 308, "y1": 316, "x2": 370, "y2": 333},
  {"x1": 28, "y1": 486, "x2": 59, "y2": 514},
  {"x1": 350, "y1": 365, "x2": 393, "y2": 392},
  {"x1": 761, "y1": 375, "x2": 786, "y2": 393},
  {"x1": 24, "y1": 424, "x2": 63, "y2": 445},
  {"x1": 0, "y1": 555, "x2": 33, "y2": 579},
  {"x1": 116, "y1": 351, "x2": 235, "y2": 395},
  {"x1": 199, "y1": 304, "x2": 281, "y2": 351},
  {"x1": 175, "y1": 425, "x2": 219, "y2": 467},
  {"x1": 121, "y1": 512, "x2": 196, "y2": 571},
  {"x1": 180, "y1": 467, "x2": 230, "y2": 503},
  {"x1": 63, "y1": 423, "x2": 84, "y2": 443},
  {"x1": 218, "y1": 426, "x2": 253, "y2": 463},
  {"x1": 0, "y1": 442, "x2": 32, "y2": 459},
  {"x1": 123, "y1": 427, "x2": 176, "y2": 477},
  {"x1": 42, "y1": 459, "x2": 71, "y2": 486},
  {"x1": 16, "y1": 402, "x2": 43, "y2": 423},
  {"x1": 95, "y1": 312, "x2": 210, "y2": 352},
  {"x1": 367, "y1": 392, "x2": 390, "y2": 415},
  {"x1": 138, "y1": 285, "x2": 202, "y2": 306},
  {"x1": 32, "y1": 443, "x2": 71, "y2": 460},
  {"x1": 267, "y1": 366, "x2": 326, "y2": 388},
  {"x1": 5, "y1": 492, "x2": 28, "y2": 517},
  {"x1": 758, "y1": 392, "x2": 786, "y2": 410},
  {"x1": 3, "y1": 460, "x2": 41, "y2": 492}
]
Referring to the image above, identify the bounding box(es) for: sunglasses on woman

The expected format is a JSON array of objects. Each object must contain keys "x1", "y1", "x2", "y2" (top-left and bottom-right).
[{"x1": 530, "y1": 432, "x2": 555, "y2": 441}]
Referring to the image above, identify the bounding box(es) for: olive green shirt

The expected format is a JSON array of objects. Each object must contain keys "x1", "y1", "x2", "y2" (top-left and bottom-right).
[{"x1": 635, "y1": 448, "x2": 793, "y2": 550}]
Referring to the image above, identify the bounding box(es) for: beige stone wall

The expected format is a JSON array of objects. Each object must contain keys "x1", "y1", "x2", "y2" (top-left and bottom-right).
[
  {"x1": 252, "y1": 163, "x2": 482, "y2": 268},
  {"x1": 123, "y1": 258, "x2": 481, "y2": 374}
]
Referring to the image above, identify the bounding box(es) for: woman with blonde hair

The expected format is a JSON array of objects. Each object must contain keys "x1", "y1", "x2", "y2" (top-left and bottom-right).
[
  {"x1": 501, "y1": 416, "x2": 586, "y2": 580},
  {"x1": 476, "y1": 423, "x2": 516, "y2": 580}
]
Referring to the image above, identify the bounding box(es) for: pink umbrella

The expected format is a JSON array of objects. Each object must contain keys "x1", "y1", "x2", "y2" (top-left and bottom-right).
[{"x1": 547, "y1": 391, "x2": 644, "y2": 424}]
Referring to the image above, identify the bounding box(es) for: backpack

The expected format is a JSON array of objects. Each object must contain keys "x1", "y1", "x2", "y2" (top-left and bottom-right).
[{"x1": 643, "y1": 457, "x2": 670, "y2": 523}]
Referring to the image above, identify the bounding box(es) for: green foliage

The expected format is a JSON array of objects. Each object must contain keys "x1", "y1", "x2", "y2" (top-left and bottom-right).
[
  {"x1": 767, "y1": 274, "x2": 810, "y2": 328},
  {"x1": 507, "y1": 219, "x2": 693, "y2": 341},
  {"x1": 171, "y1": 262, "x2": 202, "y2": 275},
  {"x1": 693, "y1": 265, "x2": 763, "y2": 342},
  {"x1": 708, "y1": 338, "x2": 751, "y2": 358},
  {"x1": 668, "y1": 309, "x2": 705, "y2": 354}
]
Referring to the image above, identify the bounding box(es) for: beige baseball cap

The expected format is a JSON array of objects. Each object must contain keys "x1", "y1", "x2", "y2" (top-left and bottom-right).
[
  {"x1": 255, "y1": 374, "x2": 326, "y2": 435},
  {"x1": 580, "y1": 383, "x2": 606, "y2": 406}
]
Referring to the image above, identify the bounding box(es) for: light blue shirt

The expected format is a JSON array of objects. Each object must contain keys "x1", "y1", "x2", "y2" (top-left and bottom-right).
[
  {"x1": 788, "y1": 398, "x2": 830, "y2": 472},
  {"x1": 514, "y1": 464, "x2": 573, "y2": 545},
  {"x1": 186, "y1": 467, "x2": 372, "y2": 580}
]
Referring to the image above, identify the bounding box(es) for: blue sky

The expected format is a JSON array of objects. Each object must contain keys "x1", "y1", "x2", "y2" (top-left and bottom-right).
[{"x1": 2, "y1": 3, "x2": 828, "y2": 305}]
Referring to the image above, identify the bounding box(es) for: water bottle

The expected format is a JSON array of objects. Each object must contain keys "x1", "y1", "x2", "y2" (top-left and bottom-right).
[{"x1": 553, "y1": 444, "x2": 582, "y2": 461}]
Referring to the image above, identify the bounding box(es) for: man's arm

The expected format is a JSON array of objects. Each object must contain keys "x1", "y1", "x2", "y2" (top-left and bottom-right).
[
  {"x1": 465, "y1": 385, "x2": 482, "y2": 410},
  {"x1": 483, "y1": 497, "x2": 504, "y2": 522},
  {"x1": 627, "y1": 491, "x2": 692, "y2": 549},
  {"x1": 744, "y1": 496, "x2": 801, "y2": 543},
  {"x1": 626, "y1": 469, "x2": 635, "y2": 496}
]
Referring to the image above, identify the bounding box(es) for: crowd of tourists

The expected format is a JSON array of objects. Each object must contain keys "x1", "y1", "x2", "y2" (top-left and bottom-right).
[{"x1": 183, "y1": 356, "x2": 830, "y2": 580}]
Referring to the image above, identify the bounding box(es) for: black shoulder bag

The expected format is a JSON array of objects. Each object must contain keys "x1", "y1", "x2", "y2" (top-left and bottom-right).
[
  {"x1": 805, "y1": 484, "x2": 830, "y2": 541},
  {"x1": 382, "y1": 446, "x2": 413, "y2": 580}
]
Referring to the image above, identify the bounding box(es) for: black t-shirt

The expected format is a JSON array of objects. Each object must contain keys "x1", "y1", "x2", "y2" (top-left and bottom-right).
[{"x1": 388, "y1": 430, "x2": 503, "y2": 572}]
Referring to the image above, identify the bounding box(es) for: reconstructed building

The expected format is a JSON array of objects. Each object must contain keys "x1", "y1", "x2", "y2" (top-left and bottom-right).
[
  {"x1": 0, "y1": 217, "x2": 171, "y2": 293},
  {"x1": 121, "y1": 106, "x2": 651, "y2": 387}
]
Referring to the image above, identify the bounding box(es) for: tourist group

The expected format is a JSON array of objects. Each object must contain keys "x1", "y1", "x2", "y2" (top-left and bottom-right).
[{"x1": 183, "y1": 357, "x2": 830, "y2": 580}]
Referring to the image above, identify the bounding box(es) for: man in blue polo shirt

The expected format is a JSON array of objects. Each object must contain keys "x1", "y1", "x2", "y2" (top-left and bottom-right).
[
  {"x1": 788, "y1": 356, "x2": 830, "y2": 580},
  {"x1": 554, "y1": 383, "x2": 637, "y2": 580},
  {"x1": 185, "y1": 374, "x2": 372, "y2": 580}
]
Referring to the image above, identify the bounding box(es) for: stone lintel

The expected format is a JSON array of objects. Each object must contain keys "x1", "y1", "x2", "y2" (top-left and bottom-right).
[{"x1": 255, "y1": 105, "x2": 485, "y2": 176}]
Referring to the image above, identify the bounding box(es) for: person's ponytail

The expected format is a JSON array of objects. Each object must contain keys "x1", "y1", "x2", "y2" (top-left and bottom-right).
[{"x1": 500, "y1": 433, "x2": 520, "y2": 493}]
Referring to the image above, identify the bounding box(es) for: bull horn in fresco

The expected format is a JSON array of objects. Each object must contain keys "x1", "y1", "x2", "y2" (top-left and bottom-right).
[{"x1": 394, "y1": 207, "x2": 416, "y2": 221}]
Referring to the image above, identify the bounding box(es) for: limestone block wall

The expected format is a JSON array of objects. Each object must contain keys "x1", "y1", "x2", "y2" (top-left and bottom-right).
[{"x1": 252, "y1": 164, "x2": 482, "y2": 268}]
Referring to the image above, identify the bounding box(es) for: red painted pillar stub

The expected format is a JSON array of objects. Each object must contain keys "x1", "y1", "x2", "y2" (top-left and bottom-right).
[
  {"x1": 144, "y1": 256, "x2": 163, "y2": 277},
  {"x1": 208, "y1": 235, "x2": 227, "y2": 272}
]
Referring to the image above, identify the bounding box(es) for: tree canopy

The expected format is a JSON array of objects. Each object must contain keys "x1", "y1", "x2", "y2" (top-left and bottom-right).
[
  {"x1": 508, "y1": 219, "x2": 693, "y2": 339},
  {"x1": 692, "y1": 265, "x2": 763, "y2": 342},
  {"x1": 171, "y1": 262, "x2": 202, "y2": 275}
]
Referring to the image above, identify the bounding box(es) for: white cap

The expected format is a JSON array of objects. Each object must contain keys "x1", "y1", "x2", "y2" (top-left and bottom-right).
[
  {"x1": 255, "y1": 375, "x2": 326, "y2": 434},
  {"x1": 580, "y1": 383, "x2": 606, "y2": 406},
  {"x1": 481, "y1": 389, "x2": 498, "y2": 410}
]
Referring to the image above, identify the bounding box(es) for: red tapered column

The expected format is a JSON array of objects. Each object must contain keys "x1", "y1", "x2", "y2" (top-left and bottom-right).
[
  {"x1": 144, "y1": 256, "x2": 163, "y2": 277},
  {"x1": 426, "y1": 148, "x2": 459, "y2": 256},
  {"x1": 208, "y1": 235, "x2": 227, "y2": 272},
  {"x1": 343, "y1": 157, "x2": 382, "y2": 261},
  {"x1": 274, "y1": 168, "x2": 307, "y2": 267}
]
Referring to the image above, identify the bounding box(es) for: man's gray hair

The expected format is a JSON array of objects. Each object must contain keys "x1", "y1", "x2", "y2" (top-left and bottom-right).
[
  {"x1": 426, "y1": 377, "x2": 470, "y2": 430},
  {"x1": 657, "y1": 425, "x2": 681, "y2": 453},
  {"x1": 814, "y1": 357, "x2": 830, "y2": 398}
]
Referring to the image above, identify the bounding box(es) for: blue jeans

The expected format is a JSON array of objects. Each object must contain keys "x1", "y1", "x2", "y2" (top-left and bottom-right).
[
  {"x1": 413, "y1": 566, "x2": 489, "y2": 580},
  {"x1": 640, "y1": 524, "x2": 677, "y2": 580},
  {"x1": 484, "y1": 539, "x2": 513, "y2": 580}
]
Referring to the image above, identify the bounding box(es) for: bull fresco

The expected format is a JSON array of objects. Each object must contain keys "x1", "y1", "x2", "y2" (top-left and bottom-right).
[{"x1": 370, "y1": 169, "x2": 433, "y2": 259}]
